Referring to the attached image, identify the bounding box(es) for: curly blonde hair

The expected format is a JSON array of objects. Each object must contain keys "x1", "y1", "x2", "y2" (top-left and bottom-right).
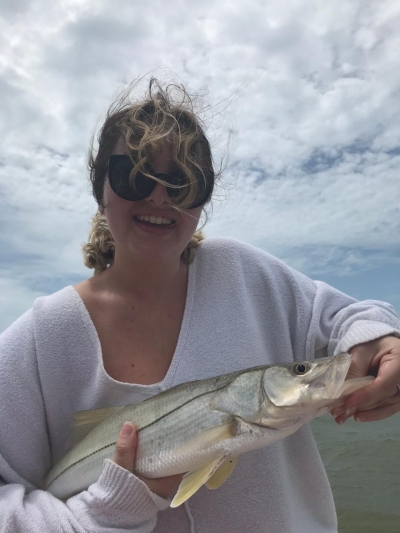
[{"x1": 82, "y1": 77, "x2": 217, "y2": 273}]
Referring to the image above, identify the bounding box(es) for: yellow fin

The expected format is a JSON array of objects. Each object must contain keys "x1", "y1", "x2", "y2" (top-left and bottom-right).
[
  {"x1": 206, "y1": 456, "x2": 239, "y2": 490},
  {"x1": 173, "y1": 422, "x2": 236, "y2": 457},
  {"x1": 66, "y1": 406, "x2": 123, "y2": 449},
  {"x1": 170, "y1": 455, "x2": 227, "y2": 508}
]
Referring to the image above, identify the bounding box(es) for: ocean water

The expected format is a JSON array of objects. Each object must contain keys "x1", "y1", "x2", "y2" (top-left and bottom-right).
[{"x1": 311, "y1": 413, "x2": 400, "y2": 533}]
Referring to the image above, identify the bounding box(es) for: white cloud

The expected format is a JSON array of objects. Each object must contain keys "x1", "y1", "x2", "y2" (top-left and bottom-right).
[{"x1": 1, "y1": 0, "x2": 400, "y2": 331}]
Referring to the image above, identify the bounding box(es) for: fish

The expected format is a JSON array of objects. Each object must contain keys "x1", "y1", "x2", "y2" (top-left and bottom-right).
[{"x1": 45, "y1": 352, "x2": 373, "y2": 507}]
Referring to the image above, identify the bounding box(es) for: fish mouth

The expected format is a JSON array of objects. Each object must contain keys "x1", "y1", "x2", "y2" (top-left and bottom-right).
[{"x1": 319, "y1": 353, "x2": 352, "y2": 399}]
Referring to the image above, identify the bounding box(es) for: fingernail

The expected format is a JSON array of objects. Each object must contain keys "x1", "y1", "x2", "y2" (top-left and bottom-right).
[
  {"x1": 354, "y1": 415, "x2": 363, "y2": 422},
  {"x1": 121, "y1": 422, "x2": 133, "y2": 436},
  {"x1": 345, "y1": 407, "x2": 357, "y2": 417}
]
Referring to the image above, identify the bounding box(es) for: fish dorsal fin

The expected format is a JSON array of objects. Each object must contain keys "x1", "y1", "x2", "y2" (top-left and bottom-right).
[
  {"x1": 170, "y1": 455, "x2": 227, "y2": 508},
  {"x1": 206, "y1": 456, "x2": 239, "y2": 490},
  {"x1": 173, "y1": 422, "x2": 236, "y2": 456},
  {"x1": 66, "y1": 407, "x2": 123, "y2": 450}
]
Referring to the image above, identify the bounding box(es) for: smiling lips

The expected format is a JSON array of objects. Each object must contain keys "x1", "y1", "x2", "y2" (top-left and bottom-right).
[{"x1": 135, "y1": 214, "x2": 176, "y2": 227}]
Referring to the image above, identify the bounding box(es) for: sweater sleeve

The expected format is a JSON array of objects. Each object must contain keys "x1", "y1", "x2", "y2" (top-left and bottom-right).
[
  {"x1": 306, "y1": 280, "x2": 400, "y2": 358},
  {"x1": 207, "y1": 238, "x2": 400, "y2": 361},
  {"x1": 0, "y1": 310, "x2": 169, "y2": 532}
]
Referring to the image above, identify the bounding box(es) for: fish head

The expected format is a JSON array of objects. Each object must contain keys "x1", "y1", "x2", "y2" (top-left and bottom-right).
[{"x1": 261, "y1": 352, "x2": 352, "y2": 410}]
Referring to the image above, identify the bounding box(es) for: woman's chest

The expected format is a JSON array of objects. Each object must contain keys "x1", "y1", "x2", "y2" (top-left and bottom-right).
[
  {"x1": 74, "y1": 281, "x2": 186, "y2": 385},
  {"x1": 98, "y1": 302, "x2": 185, "y2": 384}
]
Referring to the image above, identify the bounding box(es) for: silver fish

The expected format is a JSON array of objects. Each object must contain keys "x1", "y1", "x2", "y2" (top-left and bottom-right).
[{"x1": 45, "y1": 353, "x2": 373, "y2": 507}]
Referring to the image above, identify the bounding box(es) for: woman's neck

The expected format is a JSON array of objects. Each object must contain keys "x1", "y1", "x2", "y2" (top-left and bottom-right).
[{"x1": 99, "y1": 251, "x2": 189, "y2": 301}]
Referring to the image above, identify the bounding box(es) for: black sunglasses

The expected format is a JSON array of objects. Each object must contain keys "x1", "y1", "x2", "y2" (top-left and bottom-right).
[{"x1": 107, "y1": 155, "x2": 214, "y2": 209}]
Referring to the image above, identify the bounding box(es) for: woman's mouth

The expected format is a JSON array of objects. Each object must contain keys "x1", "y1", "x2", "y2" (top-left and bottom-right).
[{"x1": 134, "y1": 214, "x2": 176, "y2": 228}]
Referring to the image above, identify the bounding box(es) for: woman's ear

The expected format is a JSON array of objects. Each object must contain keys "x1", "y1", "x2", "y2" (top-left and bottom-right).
[{"x1": 98, "y1": 205, "x2": 105, "y2": 215}]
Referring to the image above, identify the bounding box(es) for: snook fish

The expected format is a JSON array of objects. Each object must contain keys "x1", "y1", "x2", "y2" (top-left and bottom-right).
[{"x1": 45, "y1": 353, "x2": 373, "y2": 507}]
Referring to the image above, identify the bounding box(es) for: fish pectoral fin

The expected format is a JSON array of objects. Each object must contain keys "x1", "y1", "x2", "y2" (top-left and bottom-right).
[
  {"x1": 66, "y1": 406, "x2": 123, "y2": 449},
  {"x1": 170, "y1": 456, "x2": 228, "y2": 508},
  {"x1": 206, "y1": 456, "x2": 239, "y2": 490},
  {"x1": 173, "y1": 422, "x2": 236, "y2": 456}
]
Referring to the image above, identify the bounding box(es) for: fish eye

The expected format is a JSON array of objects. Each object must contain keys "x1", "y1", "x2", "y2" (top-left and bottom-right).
[{"x1": 292, "y1": 363, "x2": 309, "y2": 375}]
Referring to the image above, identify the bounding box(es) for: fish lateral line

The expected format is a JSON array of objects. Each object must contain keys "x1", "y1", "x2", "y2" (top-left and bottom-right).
[
  {"x1": 136, "y1": 381, "x2": 233, "y2": 431},
  {"x1": 49, "y1": 376, "x2": 241, "y2": 488},
  {"x1": 47, "y1": 441, "x2": 116, "y2": 487},
  {"x1": 119, "y1": 369, "x2": 263, "y2": 433}
]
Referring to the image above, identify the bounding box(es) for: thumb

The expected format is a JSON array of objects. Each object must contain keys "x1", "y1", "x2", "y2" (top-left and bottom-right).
[
  {"x1": 338, "y1": 347, "x2": 377, "y2": 414},
  {"x1": 346, "y1": 348, "x2": 373, "y2": 380},
  {"x1": 113, "y1": 422, "x2": 137, "y2": 473}
]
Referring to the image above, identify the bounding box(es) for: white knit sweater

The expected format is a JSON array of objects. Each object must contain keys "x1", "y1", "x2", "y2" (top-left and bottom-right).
[{"x1": 1, "y1": 238, "x2": 399, "y2": 533}]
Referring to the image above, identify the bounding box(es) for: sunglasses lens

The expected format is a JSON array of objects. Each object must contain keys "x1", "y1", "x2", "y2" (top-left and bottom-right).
[
  {"x1": 134, "y1": 172, "x2": 156, "y2": 198},
  {"x1": 109, "y1": 156, "x2": 154, "y2": 201},
  {"x1": 165, "y1": 172, "x2": 186, "y2": 199},
  {"x1": 108, "y1": 155, "x2": 214, "y2": 208},
  {"x1": 163, "y1": 170, "x2": 213, "y2": 208},
  {"x1": 194, "y1": 174, "x2": 214, "y2": 207}
]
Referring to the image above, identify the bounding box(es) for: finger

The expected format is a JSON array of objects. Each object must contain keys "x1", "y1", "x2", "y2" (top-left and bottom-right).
[
  {"x1": 113, "y1": 422, "x2": 137, "y2": 472},
  {"x1": 330, "y1": 406, "x2": 345, "y2": 418},
  {"x1": 330, "y1": 382, "x2": 376, "y2": 420},
  {"x1": 341, "y1": 375, "x2": 393, "y2": 413},
  {"x1": 331, "y1": 378, "x2": 398, "y2": 420},
  {"x1": 339, "y1": 350, "x2": 376, "y2": 411},
  {"x1": 355, "y1": 394, "x2": 400, "y2": 410},
  {"x1": 334, "y1": 394, "x2": 400, "y2": 424},
  {"x1": 354, "y1": 402, "x2": 400, "y2": 422}
]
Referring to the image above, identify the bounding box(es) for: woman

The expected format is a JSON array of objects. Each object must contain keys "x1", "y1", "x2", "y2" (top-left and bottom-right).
[{"x1": 0, "y1": 78, "x2": 399, "y2": 533}]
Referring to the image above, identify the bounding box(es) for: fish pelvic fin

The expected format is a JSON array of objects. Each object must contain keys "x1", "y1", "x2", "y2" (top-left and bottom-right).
[
  {"x1": 170, "y1": 455, "x2": 228, "y2": 508},
  {"x1": 206, "y1": 456, "x2": 239, "y2": 490},
  {"x1": 66, "y1": 406, "x2": 123, "y2": 449}
]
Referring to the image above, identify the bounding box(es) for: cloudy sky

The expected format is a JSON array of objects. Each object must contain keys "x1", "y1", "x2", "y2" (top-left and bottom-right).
[{"x1": 1, "y1": 0, "x2": 399, "y2": 332}]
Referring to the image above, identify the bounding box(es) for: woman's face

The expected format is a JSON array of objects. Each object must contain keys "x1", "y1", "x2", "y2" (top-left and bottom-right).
[{"x1": 102, "y1": 138, "x2": 203, "y2": 264}]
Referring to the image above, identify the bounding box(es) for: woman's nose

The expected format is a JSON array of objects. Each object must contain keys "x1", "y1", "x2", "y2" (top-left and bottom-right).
[{"x1": 146, "y1": 181, "x2": 170, "y2": 205}]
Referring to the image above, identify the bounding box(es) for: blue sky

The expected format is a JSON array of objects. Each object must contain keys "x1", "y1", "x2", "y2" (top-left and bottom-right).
[{"x1": 1, "y1": 0, "x2": 399, "y2": 332}]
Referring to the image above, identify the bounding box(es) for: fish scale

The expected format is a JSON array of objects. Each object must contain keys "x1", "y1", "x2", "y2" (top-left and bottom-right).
[{"x1": 45, "y1": 353, "x2": 374, "y2": 506}]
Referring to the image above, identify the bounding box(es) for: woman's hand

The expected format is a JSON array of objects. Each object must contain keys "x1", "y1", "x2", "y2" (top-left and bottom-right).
[
  {"x1": 332, "y1": 335, "x2": 400, "y2": 424},
  {"x1": 113, "y1": 422, "x2": 183, "y2": 499}
]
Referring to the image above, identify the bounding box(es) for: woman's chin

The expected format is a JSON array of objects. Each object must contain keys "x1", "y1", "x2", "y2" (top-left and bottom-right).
[{"x1": 126, "y1": 240, "x2": 184, "y2": 264}]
